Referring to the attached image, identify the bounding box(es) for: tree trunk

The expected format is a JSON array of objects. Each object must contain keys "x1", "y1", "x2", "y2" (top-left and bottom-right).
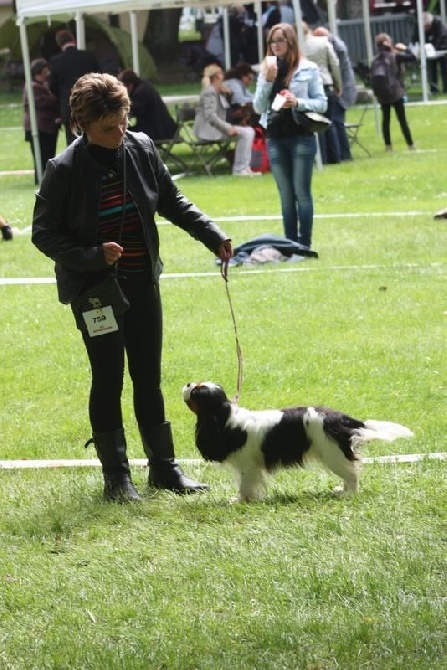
[{"x1": 143, "y1": 8, "x2": 183, "y2": 72}]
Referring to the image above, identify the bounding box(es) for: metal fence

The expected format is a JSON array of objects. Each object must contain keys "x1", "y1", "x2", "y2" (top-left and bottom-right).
[{"x1": 338, "y1": 14, "x2": 417, "y2": 64}]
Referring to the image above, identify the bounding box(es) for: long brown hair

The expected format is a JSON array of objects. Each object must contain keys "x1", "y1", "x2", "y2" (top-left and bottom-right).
[{"x1": 265, "y1": 23, "x2": 301, "y2": 86}]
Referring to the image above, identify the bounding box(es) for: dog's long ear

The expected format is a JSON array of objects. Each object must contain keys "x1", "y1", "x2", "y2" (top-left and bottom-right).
[
  {"x1": 190, "y1": 384, "x2": 228, "y2": 416},
  {"x1": 195, "y1": 419, "x2": 229, "y2": 462},
  {"x1": 184, "y1": 390, "x2": 199, "y2": 414}
]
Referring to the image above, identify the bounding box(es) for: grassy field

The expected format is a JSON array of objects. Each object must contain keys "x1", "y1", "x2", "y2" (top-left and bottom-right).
[{"x1": 0, "y1": 94, "x2": 446, "y2": 669}]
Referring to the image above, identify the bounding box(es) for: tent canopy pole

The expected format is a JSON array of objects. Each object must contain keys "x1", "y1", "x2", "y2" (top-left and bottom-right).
[{"x1": 18, "y1": 18, "x2": 42, "y2": 183}]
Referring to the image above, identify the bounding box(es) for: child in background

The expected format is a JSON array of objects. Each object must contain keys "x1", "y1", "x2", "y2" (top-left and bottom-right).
[{"x1": 371, "y1": 33, "x2": 416, "y2": 152}]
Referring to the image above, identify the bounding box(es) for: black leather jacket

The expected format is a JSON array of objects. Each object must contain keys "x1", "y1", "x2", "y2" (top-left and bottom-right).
[{"x1": 32, "y1": 131, "x2": 228, "y2": 304}]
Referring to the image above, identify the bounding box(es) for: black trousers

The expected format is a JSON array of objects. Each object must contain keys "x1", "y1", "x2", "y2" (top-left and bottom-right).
[
  {"x1": 429, "y1": 56, "x2": 447, "y2": 93},
  {"x1": 318, "y1": 88, "x2": 342, "y2": 164},
  {"x1": 27, "y1": 131, "x2": 58, "y2": 184},
  {"x1": 380, "y1": 98, "x2": 413, "y2": 147},
  {"x1": 78, "y1": 270, "x2": 165, "y2": 432}
]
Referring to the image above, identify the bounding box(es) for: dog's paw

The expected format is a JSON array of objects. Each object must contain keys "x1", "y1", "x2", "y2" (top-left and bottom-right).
[
  {"x1": 230, "y1": 494, "x2": 256, "y2": 504},
  {"x1": 332, "y1": 484, "x2": 358, "y2": 496},
  {"x1": 237, "y1": 492, "x2": 266, "y2": 503}
]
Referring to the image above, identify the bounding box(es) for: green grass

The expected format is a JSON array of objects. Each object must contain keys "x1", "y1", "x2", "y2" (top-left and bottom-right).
[{"x1": 0, "y1": 94, "x2": 446, "y2": 669}]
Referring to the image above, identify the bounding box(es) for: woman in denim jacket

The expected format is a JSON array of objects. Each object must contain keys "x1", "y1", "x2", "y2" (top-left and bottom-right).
[{"x1": 253, "y1": 23, "x2": 327, "y2": 249}]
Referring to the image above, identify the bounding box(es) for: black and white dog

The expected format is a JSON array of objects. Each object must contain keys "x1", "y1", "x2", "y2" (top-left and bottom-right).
[{"x1": 182, "y1": 382, "x2": 413, "y2": 501}]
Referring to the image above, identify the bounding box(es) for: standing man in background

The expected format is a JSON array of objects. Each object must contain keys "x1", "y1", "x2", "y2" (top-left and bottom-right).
[
  {"x1": 303, "y1": 22, "x2": 341, "y2": 164},
  {"x1": 314, "y1": 27, "x2": 357, "y2": 162},
  {"x1": 264, "y1": 1, "x2": 296, "y2": 33},
  {"x1": 421, "y1": 13, "x2": 447, "y2": 93},
  {"x1": 50, "y1": 29, "x2": 100, "y2": 145}
]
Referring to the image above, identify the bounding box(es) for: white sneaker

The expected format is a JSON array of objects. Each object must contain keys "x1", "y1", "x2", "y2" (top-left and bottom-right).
[{"x1": 233, "y1": 168, "x2": 263, "y2": 177}]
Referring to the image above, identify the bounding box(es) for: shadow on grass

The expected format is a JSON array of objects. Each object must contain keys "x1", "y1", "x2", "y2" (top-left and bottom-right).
[{"x1": 2, "y1": 463, "x2": 381, "y2": 548}]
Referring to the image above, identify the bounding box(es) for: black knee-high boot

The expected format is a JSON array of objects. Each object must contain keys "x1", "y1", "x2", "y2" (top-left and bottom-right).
[
  {"x1": 139, "y1": 422, "x2": 209, "y2": 494},
  {"x1": 87, "y1": 428, "x2": 141, "y2": 502}
]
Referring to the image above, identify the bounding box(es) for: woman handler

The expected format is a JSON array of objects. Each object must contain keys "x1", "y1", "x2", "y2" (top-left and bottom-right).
[{"x1": 32, "y1": 73, "x2": 232, "y2": 502}]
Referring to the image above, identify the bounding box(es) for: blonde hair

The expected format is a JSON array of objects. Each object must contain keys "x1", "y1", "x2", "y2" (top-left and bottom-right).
[{"x1": 201, "y1": 64, "x2": 223, "y2": 88}]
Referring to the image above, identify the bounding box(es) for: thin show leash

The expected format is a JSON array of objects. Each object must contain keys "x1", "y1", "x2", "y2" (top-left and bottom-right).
[{"x1": 220, "y1": 260, "x2": 243, "y2": 403}]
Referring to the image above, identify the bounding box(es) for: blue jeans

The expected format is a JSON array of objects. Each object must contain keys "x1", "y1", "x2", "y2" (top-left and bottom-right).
[{"x1": 267, "y1": 133, "x2": 317, "y2": 248}]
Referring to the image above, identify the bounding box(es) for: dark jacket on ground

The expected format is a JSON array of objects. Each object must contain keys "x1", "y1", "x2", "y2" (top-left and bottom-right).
[
  {"x1": 31, "y1": 131, "x2": 228, "y2": 304},
  {"x1": 129, "y1": 79, "x2": 178, "y2": 140}
]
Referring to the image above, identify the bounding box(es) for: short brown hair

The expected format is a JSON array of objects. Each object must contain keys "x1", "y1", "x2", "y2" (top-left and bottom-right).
[
  {"x1": 69, "y1": 72, "x2": 130, "y2": 134},
  {"x1": 56, "y1": 29, "x2": 75, "y2": 48},
  {"x1": 118, "y1": 68, "x2": 140, "y2": 88},
  {"x1": 31, "y1": 58, "x2": 49, "y2": 79}
]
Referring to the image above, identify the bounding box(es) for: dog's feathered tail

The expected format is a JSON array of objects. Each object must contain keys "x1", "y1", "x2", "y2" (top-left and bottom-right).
[{"x1": 351, "y1": 421, "x2": 414, "y2": 449}]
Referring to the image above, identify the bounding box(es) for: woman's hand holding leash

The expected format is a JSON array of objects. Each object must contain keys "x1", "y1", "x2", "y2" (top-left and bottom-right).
[{"x1": 217, "y1": 239, "x2": 233, "y2": 263}]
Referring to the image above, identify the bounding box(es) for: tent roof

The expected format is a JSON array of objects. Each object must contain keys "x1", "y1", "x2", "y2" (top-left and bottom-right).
[{"x1": 15, "y1": 0, "x2": 238, "y2": 21}]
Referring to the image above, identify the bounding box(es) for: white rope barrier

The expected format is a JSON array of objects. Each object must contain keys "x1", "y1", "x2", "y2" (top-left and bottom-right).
[{"x1": 0, "y1": 453, "x2": 445, "y2": 471}]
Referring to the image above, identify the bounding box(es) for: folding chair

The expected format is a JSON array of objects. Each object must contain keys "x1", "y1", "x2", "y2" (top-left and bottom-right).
[
  {"x1": 176, "y1": 103, "x2": 234, "y2": 176},
  {"x1": 153, "y1": 124, "x2": 189, "y2": 174},
  {"x1": 344, "y1": 104, "x2": 371, "y2": 158}
]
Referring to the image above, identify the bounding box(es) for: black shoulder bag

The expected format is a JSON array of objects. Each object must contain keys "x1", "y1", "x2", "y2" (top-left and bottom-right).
[
  {"x1": 295, "y1": 111, "x2": 331, "y2": 134},
  {"x1": 71, "y1": 148, "x2": 130, "y2": 334}
]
